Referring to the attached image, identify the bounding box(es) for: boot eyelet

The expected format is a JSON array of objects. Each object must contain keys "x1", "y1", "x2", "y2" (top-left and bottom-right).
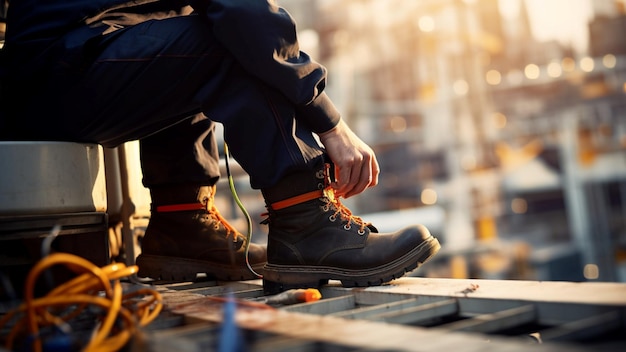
[
  {"x1": 317, "y1": 183, "x2": 324, "y2": 190},
  {"x1": 322, "y1": 205, "x2": 330, "y2": 212},
  {"x1": 343, "y1": 224, "x2": 351, "y2": 230},
  {"x1": 329, "y1": 214, "x2": 336, "y2": 222},
  {"x1": 358, "y1": 229, "x2": 365, "y2": 235}
]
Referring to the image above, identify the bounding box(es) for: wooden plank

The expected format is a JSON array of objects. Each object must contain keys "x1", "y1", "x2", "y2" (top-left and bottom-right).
[{"x1": 336, "y1": 277, "x2": 626, "y2": 306}]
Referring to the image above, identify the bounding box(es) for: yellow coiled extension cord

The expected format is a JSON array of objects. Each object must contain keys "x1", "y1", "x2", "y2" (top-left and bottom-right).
[{"x1": 0, "y1": 253, "x2": 162, "y2": 352}]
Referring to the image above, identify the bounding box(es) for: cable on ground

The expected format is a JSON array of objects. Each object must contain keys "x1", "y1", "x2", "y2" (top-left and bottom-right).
[{"x1": 0, "y1": 252, "x2": 162, "y2": 352}]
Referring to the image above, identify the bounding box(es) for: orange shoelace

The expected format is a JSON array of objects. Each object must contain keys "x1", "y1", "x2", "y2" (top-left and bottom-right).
[
  {"x1": 321, "y1": 187, "x2": 369, "y2": 234},
  {"x1": 267, "y1": 186, "x2": 370, "y2": 234},
  {"x1": 205, "y1": 202, "x2": 239, "y2": 241},
  {"x1": 155, "y1": 198, "x2": 239, "y2": 242}
]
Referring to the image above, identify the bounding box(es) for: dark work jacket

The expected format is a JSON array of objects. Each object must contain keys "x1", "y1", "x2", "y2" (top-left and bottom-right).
[{"x1": 1, "y1": 0, "x2": 340, "y2": 134}]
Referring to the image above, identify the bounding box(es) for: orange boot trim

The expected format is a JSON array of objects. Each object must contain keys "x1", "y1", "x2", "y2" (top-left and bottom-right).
[{"x1": 269, "y1": 190, "x2": 324, "y2": 211}]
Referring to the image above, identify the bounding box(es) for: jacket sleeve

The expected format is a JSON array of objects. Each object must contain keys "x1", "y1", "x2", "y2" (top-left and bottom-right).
[{"x1": 192, "y1": 0, "x2": 340, "y2": 133}]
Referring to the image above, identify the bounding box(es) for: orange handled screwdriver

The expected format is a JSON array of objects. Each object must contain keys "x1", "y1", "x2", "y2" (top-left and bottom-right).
[{"x1": 255, "y1": 288, "x2": 322, "y2": 305}]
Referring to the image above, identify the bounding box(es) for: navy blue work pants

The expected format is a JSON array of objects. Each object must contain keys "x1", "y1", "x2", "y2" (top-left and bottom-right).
[{"x1": 7, "y1": 15, "x2": 325, "y2": 189}]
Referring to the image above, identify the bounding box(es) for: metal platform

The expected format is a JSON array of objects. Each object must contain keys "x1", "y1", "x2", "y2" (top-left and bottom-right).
[{"x1": 138, "y1": 277, "x2": 626, "y2": 351}]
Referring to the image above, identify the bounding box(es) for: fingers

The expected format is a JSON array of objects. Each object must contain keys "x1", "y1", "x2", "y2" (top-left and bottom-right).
[
  {"x1": 318, "y1": 119, "x2": 380, "y2": 198},
  {"x1": 343, "y1": 157, "x2": 365, "y2": 198},
  {"x1": 370, "y1": 154, "x2": 380, "y2": 187},
  {"x1": 333, "y1": 157, "x2": 358, "y2": 197},
  {"x1": 334, "y1": 153, "x2": 379, "y2": 198}
]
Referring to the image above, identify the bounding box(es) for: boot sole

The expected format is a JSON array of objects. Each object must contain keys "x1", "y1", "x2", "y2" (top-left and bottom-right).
[
  {"x1": 262, "y1": 235, "x2": 441, "y2": 294},
  {"x1": 135, "y1": 254, "x2": 264, "y2": 282}
]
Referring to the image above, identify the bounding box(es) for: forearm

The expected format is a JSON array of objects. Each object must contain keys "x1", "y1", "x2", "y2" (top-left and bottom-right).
[{"x1": 296, "y1": 92, "x2": 341, "y2": 134}]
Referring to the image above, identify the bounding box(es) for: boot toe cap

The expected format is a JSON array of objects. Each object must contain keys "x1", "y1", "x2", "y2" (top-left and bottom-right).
[{"x1": 393, "y1": 224, "x2": 433, "y2": 249}]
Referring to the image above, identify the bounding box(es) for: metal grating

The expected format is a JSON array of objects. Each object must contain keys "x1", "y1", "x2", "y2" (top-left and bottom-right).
[{"x1": 139, "y1": 277, "x2": 626, "y2": 351}]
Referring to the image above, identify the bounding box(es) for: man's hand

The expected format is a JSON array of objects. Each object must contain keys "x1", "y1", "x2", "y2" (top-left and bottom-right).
[{"x1": 318, "y1": 119, "x2": 380, "y2": 198}]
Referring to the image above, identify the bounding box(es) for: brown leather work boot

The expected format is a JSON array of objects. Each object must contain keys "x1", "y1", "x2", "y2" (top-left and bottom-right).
[
  {"x1": 261, "y1": 163, "x2": 440, "y2": 293},
  {"x1": 136, "y1": 184, "x2": 266, "y2": 282}
]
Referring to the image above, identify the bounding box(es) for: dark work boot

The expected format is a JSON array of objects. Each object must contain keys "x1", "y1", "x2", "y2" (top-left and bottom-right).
[
  {"x1": 261, "y1": 163, "x2": 440, "y2": 293},
  {"x1": 136, "y1": 184, "x2": 266, "y2": 282}
]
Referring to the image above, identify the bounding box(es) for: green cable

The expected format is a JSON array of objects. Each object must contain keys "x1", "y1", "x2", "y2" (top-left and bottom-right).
[{"x1": 223, "y1": 142, "x2": 263, "y2": 279}]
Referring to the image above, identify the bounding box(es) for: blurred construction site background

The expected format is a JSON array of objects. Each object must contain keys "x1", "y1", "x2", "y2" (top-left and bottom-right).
[{"x1": 259, "y1": 0, "x2": 626, "y2": 283}]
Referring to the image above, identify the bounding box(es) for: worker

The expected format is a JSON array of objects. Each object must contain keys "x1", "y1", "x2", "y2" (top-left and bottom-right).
[{"x1": 0, "y1": 0, "x2": 440, "y2": 289}]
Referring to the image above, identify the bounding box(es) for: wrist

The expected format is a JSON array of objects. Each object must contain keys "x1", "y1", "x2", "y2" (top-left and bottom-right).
[{"x1": 318, "y1": 119, "x2": 344, "y2": 140}]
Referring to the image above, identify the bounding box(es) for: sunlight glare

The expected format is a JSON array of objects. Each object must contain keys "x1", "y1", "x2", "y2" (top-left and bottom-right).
[
  {"x1": 418, "y1": 16, "x2": 435, "y2": 32},
  {"x1": 583, "y1": 264, "x2": 599, "y2": 280},
  {"x1": 524, "y1": 0, "x2": 592, "y2": 53},
  {"x1": 486, "y1": 70, "x2": 502, "y2": 85},
  {"x1": 524, "y1": 64, "x2": 540, "y2": 80},
  {"x1": 389, "y1": 115, "x2": 407, "y2": 133},
  {"x1": 421, "y1": 188, "x2": 438, "y2": 205},
  {"x1": 511, "y1": 198, "x2": 528, "y2": 214},
  {"x1": 602, "y1": 54, "x2": 617, "y2": 69},
  {"x1": 547, "y1": 61, "x2": 563, "y2": 78},
  {"x1": 580, "y1": 57, "x2": 595, "y2": 73},
  {"x1": 453, "y1": 80, "x2": 469, "y2": 95},
  {"x1": 562, "y1": 57, "x2": 576, "y2": 72}
]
